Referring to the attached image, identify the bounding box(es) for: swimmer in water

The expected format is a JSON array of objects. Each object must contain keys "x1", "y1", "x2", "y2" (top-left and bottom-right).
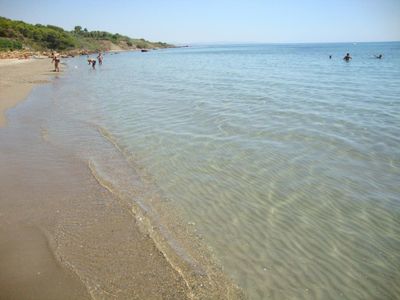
[
  {"x1": 97, "y1": 52, "x2": 103, "y2": 65},
  {"x1": 374, "y1": 54, "x2": 383, "y2": 59},
  {"x1": 343, "y1": 53, "x2": 352, "y2": 62}
]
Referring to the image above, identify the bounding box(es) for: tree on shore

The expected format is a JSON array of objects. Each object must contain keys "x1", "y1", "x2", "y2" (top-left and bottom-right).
[{"x1": 74, "y1": 25, "x2": 82, "y2": 34}]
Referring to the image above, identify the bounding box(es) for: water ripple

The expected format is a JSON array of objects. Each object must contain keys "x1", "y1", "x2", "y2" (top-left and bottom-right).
[{"x1": 54, "y1": 43, "x2": 400, "y2": 299}]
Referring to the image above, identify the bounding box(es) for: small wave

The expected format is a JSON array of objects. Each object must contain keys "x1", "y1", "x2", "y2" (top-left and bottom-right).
[{"x1": 87, "y1": 126, "x2": 245, "y2": 299}]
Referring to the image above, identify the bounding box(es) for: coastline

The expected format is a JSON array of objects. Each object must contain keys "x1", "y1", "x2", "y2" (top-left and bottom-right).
[
  {"x1": 0, "y1": 58, "x2": 54, "y2": 127},
  {"x1": 0, "y1": 58, "x2": 192, "y2": 299},
  {"x1": 0, "y1": 58, "x2": 244, "y2": 299}
]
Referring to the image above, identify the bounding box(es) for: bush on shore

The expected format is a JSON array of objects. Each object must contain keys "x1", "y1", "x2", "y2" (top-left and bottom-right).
[{"x1": 0, "y1": 37, "x2": 22, "y2": 50}]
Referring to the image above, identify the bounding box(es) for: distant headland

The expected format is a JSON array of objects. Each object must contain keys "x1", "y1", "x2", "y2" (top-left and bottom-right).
[{"x1": 0, "y1": 16, "x2": 175, "y2": 59}]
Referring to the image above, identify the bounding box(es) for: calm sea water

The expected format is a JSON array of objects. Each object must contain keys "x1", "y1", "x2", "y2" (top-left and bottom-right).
[{"x1": 30, "y1": 43, "x2": 400, "y2": 299}]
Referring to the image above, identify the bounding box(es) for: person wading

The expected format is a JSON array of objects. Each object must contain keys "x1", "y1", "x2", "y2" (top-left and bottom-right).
[{"x1": 51, "y1": 53, "x2": 60, "y2": 72}]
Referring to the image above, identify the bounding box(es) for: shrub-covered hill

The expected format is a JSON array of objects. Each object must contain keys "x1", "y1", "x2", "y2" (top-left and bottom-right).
[{"x1": 0, "y1": 16, "x2": 173, "y2": 52}]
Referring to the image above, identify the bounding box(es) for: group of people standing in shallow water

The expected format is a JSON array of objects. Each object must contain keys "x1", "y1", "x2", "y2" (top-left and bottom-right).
[
  {"x1": 51, "y1": 50, "x2": 383, "y2": 72},
  {"x1": 88, "y1": 53, "x2": 103, "y2": 69},
  {"x1": 51, "y1": 52, "x2": 104, "y2": 72},
  {"x1": 329, "y1": 52, "x2": 383, "y2": 61}
]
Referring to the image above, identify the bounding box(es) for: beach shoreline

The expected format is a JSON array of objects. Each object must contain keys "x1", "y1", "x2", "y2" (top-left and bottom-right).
[
  {"x1": 0, "y1": 58, "x2": 192, "y2": 299},
  {"x1": 0, "y1": 57, "x2": 243, "y2": 299}
]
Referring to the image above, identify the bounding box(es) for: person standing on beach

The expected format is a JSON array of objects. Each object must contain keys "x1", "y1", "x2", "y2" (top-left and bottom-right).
[
  {"x1": 97, "y1": 52, "x2": 103, "y2": 65},
  {"x1": 51, "y1": 53, "x2": 60, "y2": 72}
]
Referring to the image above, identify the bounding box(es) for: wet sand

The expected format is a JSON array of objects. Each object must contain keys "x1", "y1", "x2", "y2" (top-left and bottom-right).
[
  {"x1": 0, "y1": 58, "x2": 54, "y2": 127},
  {"x1": 0, "y1": 225, "x2": 90, "y2": 300},
  {"x1": 0, "y1": 60, "x2": 243, "y2": 299},
  {"x1": 0, "y1": 128, "x2": 189, "y2": 299}
]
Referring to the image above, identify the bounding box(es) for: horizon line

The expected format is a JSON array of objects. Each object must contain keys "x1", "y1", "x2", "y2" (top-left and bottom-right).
[{"x1": 175, "y1": 40, "x2": 400, "y2": 46}]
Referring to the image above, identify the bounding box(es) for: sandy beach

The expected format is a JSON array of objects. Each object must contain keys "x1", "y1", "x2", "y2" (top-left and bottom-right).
[
  {"x1": 0, "y1": 59, "x2": 243, "y2": 299},
  {"x1": 0, "y1": 58, "x2": 55, "y2": 127}
]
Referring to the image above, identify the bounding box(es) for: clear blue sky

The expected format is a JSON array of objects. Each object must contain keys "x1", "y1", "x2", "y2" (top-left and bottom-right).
[{"x1": 0, "y1": 0, "x2": 399, "y2": 43}]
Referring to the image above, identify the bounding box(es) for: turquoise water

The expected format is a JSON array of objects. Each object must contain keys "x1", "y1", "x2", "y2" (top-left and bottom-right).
[{"x1": 31, "y1": 43, "x2": 400, "y2": 299}]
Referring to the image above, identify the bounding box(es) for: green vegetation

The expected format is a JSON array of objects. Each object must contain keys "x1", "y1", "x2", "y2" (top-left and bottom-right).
[
  {"x1": 0, "y1": 37, "x2": 22, "y2": 50},
  {"x1": 0, "y1": 16, "x2": 173, "y2": 52}
]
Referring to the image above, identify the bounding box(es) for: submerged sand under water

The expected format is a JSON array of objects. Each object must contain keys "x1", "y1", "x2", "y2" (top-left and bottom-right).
[
  {"x1": 2, "y1": 43, "x2": 399, "y2": 300},
  {"x1": 50, "y1": 45, "x2": 399, "y2": 300}
]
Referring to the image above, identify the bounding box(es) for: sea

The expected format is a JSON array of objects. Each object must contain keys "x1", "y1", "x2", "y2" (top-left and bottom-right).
[{"x1": 13, "y1": 42, "x2": 400, "y2": 299}]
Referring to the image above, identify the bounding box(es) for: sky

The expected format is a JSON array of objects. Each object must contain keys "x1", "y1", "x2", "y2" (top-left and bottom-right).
[{"x1": 0, "y1": 0, "x2": 399, "y2": 44}]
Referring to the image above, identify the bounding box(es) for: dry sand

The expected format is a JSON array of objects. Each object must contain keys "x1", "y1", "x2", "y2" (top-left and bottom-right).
[{"x1": 0, "y1": 58, "x2": 55, "y2": 127}]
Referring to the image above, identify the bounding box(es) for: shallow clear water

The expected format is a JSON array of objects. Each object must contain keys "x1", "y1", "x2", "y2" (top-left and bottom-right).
[{"x1": 31, "y1": 43, "x2": 400, "y2": 299}]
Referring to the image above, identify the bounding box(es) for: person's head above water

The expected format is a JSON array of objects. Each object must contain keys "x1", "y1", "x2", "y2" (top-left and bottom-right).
[{"x1": 343, "y1": 53, "x2": 352, "y2": 61}]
